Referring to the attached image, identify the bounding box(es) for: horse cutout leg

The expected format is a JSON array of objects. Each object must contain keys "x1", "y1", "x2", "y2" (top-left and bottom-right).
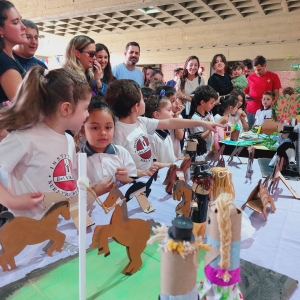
[
  {"x1": 90, "y1": 225, "x2": 105, "y2": 249},
  {"x1": 43, "y1": 231, "x2": 66, "y2": 256},
  {"x1": 122, "y1": 244, "x2": 144, "y2": 275}
]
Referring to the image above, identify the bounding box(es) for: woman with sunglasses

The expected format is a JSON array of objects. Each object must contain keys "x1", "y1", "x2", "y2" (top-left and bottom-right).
[
  {"x1": 64, "y1": 35, "x2": 102, "y2": 95},
  {"x1": 0, "y1": 0, "x2": 26, "y2": 104},
  {"x1": 95, "y1": 43, "x2": 115, "y2": 95}
]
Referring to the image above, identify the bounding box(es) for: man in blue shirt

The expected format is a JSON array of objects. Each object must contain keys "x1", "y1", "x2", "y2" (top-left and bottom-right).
[
  {"x1": 13, "y1": 19, "x2": 48, "y2": 72},
  {"x1": 112, "y1": 42, "x2": 143, "y2": 87}
]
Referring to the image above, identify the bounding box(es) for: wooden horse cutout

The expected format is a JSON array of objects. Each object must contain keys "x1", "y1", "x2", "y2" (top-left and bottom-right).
[
  {"x1": 43, "y1": 191, "x2": 95, "y2": 229},
  {"x1": 241, "y1": 176, "x2": 276, "y2": 220},
  {"x1": 163, "y1": 157, "x2": 192, "y2": 194},
  {"x1": 90, "y1": 184, "x2": 150, "y2": 275},
  {"x1": 0, "y1": 201, "x2": 70, "y2": 271},
  {"x1": 125, "y1": 170, "x2": 158, "y2": 213},
  {"x1": 172, "y1": 180, "x2": 193, "y2": 217},
  {"x1": 245, "y1": 146, "x2": 255, "y2": 183},
  {"x1": 205, "y1": 144, "x2": 225, "y2": 167}
]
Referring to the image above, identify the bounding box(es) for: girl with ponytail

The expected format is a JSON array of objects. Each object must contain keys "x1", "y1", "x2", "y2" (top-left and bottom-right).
[{"x1": 0, "y1": 66, "x2": 91, "y2": 221}]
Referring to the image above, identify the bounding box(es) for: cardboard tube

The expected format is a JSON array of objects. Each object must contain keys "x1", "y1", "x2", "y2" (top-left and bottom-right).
[{"x1": 160, "y1": 251, "x2": 197, "y2": 296}]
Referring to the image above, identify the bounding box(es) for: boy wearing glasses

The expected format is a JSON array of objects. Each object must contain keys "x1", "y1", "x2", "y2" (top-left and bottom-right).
[{"x1": 13, "y1": 19, "x2": 48, "y2": 72}]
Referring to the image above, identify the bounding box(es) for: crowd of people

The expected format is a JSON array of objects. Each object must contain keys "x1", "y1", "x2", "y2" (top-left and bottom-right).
[{"x1": 0, "y1": 0, "x2": 296, "y2": 224}]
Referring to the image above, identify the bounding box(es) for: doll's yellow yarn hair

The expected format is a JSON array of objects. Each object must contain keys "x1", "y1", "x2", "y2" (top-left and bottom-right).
[
  {"x1": 216, "y1": 193, "x2": 233, "y2": 282},
  {"x1": 210, "y1": 167, "x2": 235, "y2": 200}
]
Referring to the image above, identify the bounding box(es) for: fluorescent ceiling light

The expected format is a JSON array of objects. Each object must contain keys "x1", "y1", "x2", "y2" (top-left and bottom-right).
[{"x1": 138, "y1": 6, "x2": 160, "y2": 14}]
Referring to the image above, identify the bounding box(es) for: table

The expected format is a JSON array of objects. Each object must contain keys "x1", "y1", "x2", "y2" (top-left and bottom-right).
[{"x1": 0, "y1": 158, "x2": 299, "y2": 299}]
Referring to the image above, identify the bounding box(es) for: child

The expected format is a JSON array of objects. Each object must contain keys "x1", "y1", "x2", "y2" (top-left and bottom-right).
[
  {"x1": 104, "y1": 79, "x2": 221, "y2": 176},
  {"x1": 156, "y1": 86, "x2": 185, "y2": 158},
  {"x1": 144, "y1": 93, "x2": 177, "y2": 167},
  {"x1": 229, "y1": 89, "x2": 249, "y2": 133},
  {"x1": 254, "y1": 91, "x2": 275, "y2": 126},
  {"x1": 188, "y1": 85, "x2": 224, "y2": 151},
  {"x1": 214, "y1": 95, "x2": 240, "y2": 137},
  {"x1": 80, "y1": 100, "x2": 136, "y2": 196},
  {"x1": 0, "y1": 66, "x2": 91, "y2": 219},
  {"x1": 231, "y1": 62, "x2": 248, "y2": 91}
]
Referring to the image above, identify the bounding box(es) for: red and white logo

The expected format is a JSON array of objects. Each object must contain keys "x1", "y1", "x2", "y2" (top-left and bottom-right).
[
  {"x1": 134, "y1": 134, "x2": 152, "y2": 160},
  {"x1": 49, "y1": 156, "x2": 77, "y2": 197}
]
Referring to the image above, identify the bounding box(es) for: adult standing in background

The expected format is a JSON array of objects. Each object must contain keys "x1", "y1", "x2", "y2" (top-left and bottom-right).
[
  {"x1": 142, "y1": 65, "x2": 153, "y2": 87},
  {"x1": 113, "y1": 41, "x2": 143, "y2": 87},
  {"x1": 63, "y1": 35, "x2": 103, "y2": 95},
  {"x1": 176, "y1": 55, "x2": 205, "y2": 118},
  {"x1": 244, "y1": 55, "x2": 281, "y2": 127},
  {"x1": 13, "y1": 19, "x2": 47, "y2": 71},
  {"x1": 208, "y1": 54, "x2": 233, "y2": 115},
  {"x1": 0, "y1": 0, "x2": 26, "y2": 104},
  {"x1": 0, "y1": 0, "x2": 27, "y2": 226},
  {"x1": 95, "y1": 43, "x2": 115, "y2": 95},
  {"x1": 166, "y1": 67, "x2": 183, "y2": 88}
]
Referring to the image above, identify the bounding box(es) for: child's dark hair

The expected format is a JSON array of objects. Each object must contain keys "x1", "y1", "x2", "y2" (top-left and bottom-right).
[
  {"x1": 91, "y1": 95, "x2": 105, "y2": 103},
  {"x1": 217, "y1": 95, "x2": 239, "y2": 116},
  {"x1": 155, "y1": 85, "x2": 176, "y2": 98},
  {"x1": 230, "y1": 89, "x2": 246, "y2": 110},
  {"x1": 141, "y1": 87, "x2": 155, "y2": 98},
  {"x1": 189, "y1": 85, "x2": 218, "y2": 118},
  {"x1": 232, "y1": 62, "x2": 244, "y2": 70},
  {"x1": 0, "y1": 66, "x2": 90, "y2": 131},
  {"x1": 282, "y1": 87, "x2": 294, "y2": 96},
  {"x1": 144, "y1": 94, "x2": 170, "y2": 118},
  {"x1": 87, "y1": 99, "x2": 114, "y2": 120},
  {"x1": 0, "y1": 0, "x2": 14, "y2": 50},
  {"x1": 105, "y1": 79, "x2": 141, "y2": 118},
  {"x1": 263, "y1": 90, "x2": 275, "y2": 100}
]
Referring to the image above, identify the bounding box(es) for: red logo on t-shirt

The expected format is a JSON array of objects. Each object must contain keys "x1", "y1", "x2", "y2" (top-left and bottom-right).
[
  {"x1": 135, "y1": 134, "x2": 152, "y2": 160},
  {"x1": 49, "y1": 155, "x2": 78, "y2": 197}
]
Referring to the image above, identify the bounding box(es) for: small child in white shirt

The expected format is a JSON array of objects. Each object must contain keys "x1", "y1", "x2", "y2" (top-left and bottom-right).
[
  {"x1": 80, "y1": 100, "x2": 136, "y2": 196},
  {"x1": 254, "y1": 91, "x2": 275, "y2": 126}
]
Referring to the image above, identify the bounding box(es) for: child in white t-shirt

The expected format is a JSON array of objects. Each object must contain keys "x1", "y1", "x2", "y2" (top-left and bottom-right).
[
  {"x1": 254, "y1": 91, "x2": 275, "y2": 126},
  {"x1": 214, "y1": 95, "x2": 241, "y2": 138},
  {"x1": 189, "y1": 85, "x2": 225, "y2": 151},
  {"x1": 104, "y1": 79, "x2": 221, "y2": 176},
  {"x1": 144, "y1": 91, "x2": 179, "y2": 167},
  {"x1": 79, "y1": 100, "x2": 136, "y2": 196},
  {"x1": 156, "y1": 86, "x2": 184, "y2": 158},
  {"x1": 0, "y1": 66, "x2": 90, "y2": 220},
  {"x1": 229, "y1": 89, "x2": 249, "y2": 133}
]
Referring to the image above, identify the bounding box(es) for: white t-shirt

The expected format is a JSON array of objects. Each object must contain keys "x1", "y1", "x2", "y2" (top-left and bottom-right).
[
  {"x1": 113, "y1": 117, "x2": 159, "y2": 170},
  {"x1": 255, "y1": 108, "x2": 272, "y2": 126},
  {"x1": 79, "y1": 143, "x2": 137, "y2": 184},
  {"x1": 176, "y1": 77, "x2": 205, "y2": 115},
  {"x1": 190, "y1": 111, "x2": 214, "y2": 151},
  {"x1": 149, "y1": 130, "x2": 177, "y2": 163},
  {"x1": 228, "y1": 114, "x2": 248, "y2": 134},
  {"x1": 170, "y1": 115, "x2": 183, "y2": 158},
  {"x1": 0, "y1": 123, "x2": 77, "y2": 219}
]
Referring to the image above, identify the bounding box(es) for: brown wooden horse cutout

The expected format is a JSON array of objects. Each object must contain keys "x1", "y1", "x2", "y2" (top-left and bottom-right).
[
  {"x1": 241, "y1": 176, "x2": 276, "y2": 220},
  {"x1": 172, "y1": 180, "x2": 193, "y2": 217},
  {"x1": 163, "y1": 156, "x2": 192, "y2": 194},
  {"x1": 90, "y1": 184, "x2": 150, "y2": 275},
  {"x1": 43, "y1": 191, "x2": 95, "y2": 229},
  {"x1": 0, "y1": 201, "x2": 70, "y2": 272}
]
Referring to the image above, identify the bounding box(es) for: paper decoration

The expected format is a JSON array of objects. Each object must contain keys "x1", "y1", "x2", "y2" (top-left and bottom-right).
[
  {"x1": 200, "y1": 194, "x2": 243, "y2": 299},
  {"x1": 125, "y1": 170, "x2": 158, "y2": 213},
  {"x1": 90, "y1": 185, "x2": 150, "y2": 275},
  {"x1": 273, "y1": 94, "x2": 300, "y2": 124},
  {"x1": 147, "y1": 217, "x2": 210, "y2": 299},
  {"x1": 43, "y1": 191, "x2": 95, "y2": 229},
  {"x1": 163, "y1": 157, "x2": 191, "y2": 194},
  {"x1": 241, "y1": 176, "x2": 276, "y2": 220},
  {"x1": 0, "y1": 201, "x2": 70, "y2": 272},
  {"x1": 172, "y1": 180, "x2": 193, "y2": 217},
  {"x1": 245, "y1": 146, "x2": 255, "y2": 183}
]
